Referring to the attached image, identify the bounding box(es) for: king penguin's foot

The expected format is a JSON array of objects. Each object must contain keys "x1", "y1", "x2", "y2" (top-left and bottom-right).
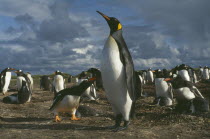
[
  {"x1": 71, "y1": 114, "x2": 81, "y2": 121},
  {"x1": 54, "y1": 115, "x2": 61, "y2": 122},
  {"x1": 106, "y1": 114, "x2": 122, "y2": 130},
  {"x1": 112, "y1": 121, "x2": 130, "y2": 132}
]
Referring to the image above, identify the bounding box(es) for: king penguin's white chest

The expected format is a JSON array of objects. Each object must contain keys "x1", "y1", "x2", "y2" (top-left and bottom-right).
[{"x1": 100, "y1": 36, "x2": 128, "y2": 101}]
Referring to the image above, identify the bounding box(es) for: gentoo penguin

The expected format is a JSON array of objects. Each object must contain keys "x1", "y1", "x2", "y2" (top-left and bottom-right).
[
  {"x1": 68, "y1": 75, "x2": 73, "y2": 83},
  {"x1": 3, "y1": 80, "x2": 31, "y2": 104},
  {"x1": 15, "y1": 70, "x2": 27, "y2": 91},
  {"x1": 97, "y1": 11, "x2": 140, "y2": 131},
  {"x1": 40, "y1": 75, "x2": 52, "y2": 91},
  {"x1": 146, "y1": 68, "x2": 154, "y2": 83},
  {"x1": 3, "y1": 70, "x2": 32, "y2": 104},
  {"x1": 26, "y1": 72, "x2": 33, "y2": 91},
  {"x1": 189, "y1": 69, "x2": 198, "y2": 83},
  {"x1": 153, "y1": 69, "x2": 173, "y2": 106},
  {"x1": 165, "y1": 75, "x2": 209, "y2": 113},
  {"x1": 197, "y1": 66, "x2": 203, "y2": 81},
  {"x1": 87, "y1": 68, "x2": 103, "y2": 89},
  {"x1": 77, "y1": 78, "x2": 98, "y2": 101},
  {"x1": 136, "y1": 71, "x2": 144, "y2": 97},
  {"x1": 53, "y1": 70, "x2": 65, "y2": 97},
  {"x1": 172, "y1": 64, "x2": 191, "y2": 81},
  {"x1": 49, "y1": 78, "x2": 96, "y2": 122},
  {"x1": 142, "y1": 70, "x2": 147, "y2": 84},
  {"x1": 0, "y1": 67, "x2": 15, "y2": 95},
  {"x1": 202, "y1": 66, "x2": 209, "y2": 80}
]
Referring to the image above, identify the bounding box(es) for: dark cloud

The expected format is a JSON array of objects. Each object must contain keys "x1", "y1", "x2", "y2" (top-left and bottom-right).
[
  {"x1": 114, "y1": 0, "x2": 210, "y2": 68},
  {"x1": 37, "y1": 1, "x2": 89, "y2": 43},
  {"x1": 1, "y1": 0, "x2": 210, "y2": 74}
]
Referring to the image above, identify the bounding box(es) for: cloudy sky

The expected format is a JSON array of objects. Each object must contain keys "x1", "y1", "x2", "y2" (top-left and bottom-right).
[{"x1": 0, "y1": 0, "x2": 210, "y2": 75}]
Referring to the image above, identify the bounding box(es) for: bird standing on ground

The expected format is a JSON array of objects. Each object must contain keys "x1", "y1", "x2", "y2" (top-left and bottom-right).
[
  {"x1": 0, "y1": 67, "x2": 15, "y2": 95},
  {"x1": 53, "y1": 70, "x2": 65, "y2": 97},
  {"x1": 97, "y1": 11, "x2": 140, "y2": 131},
  {"x1": 49, "y1": 78, "x2": 96, "y2": 122}
]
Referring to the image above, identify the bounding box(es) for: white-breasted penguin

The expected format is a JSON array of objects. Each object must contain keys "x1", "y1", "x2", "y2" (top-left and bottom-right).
[
  {"x1": 53, "y1": 70, "x2": 65, "y2": 97},
  {"x1": 153, "y1": 69, "x2": 173, "y2": 106},
  {"x1": 78, "y1": 79, "x2": 98, "y2": 101},
  {"x1": 164, "y1": 75, "x2": 209, "y2": 113},
  {"x1": 146, "y1": 68, "x2": 154, "y2": 83},
  {"x1": 26, "y1": 72, "x2": 34, "y2": 92},
  {"x1": 202, "y1": 66, "x2": 209, "y2": 80},
  {"x1": 49, "y1": 78, "x2": 96, "y2": 122},
  {"x1": 3, "y1": 70, "x2": 32, "y2": 104},
  {"x1": 15, "y1": 70, "x2": 26, "y2": 91},
  {"x1": 172, "y1": 64, "x2": 191, "y2": 81},
  {"x1": 97, "y1": 11, "x2": 140, "y2": 131},
  {"x1": 0, "y1": 67, "x2": 15, "y2": 95}
]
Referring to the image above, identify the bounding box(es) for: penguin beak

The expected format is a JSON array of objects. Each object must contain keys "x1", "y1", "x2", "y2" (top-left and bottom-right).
[
  {"x1": 97, "y1": 11, "x2": 110, "y2": 21},
  {"x1": 14, "y1": 70, "x2": 19, "y2": 73},
  {"x1": 164, "y1": 78, "x2": 172, "y2": 81},
  {"x1": 88, "y1": 77, "x2": 96, "y2": 81},
  {"x1": 152, "y1": 70, "x2": 156, "y2": 72}
]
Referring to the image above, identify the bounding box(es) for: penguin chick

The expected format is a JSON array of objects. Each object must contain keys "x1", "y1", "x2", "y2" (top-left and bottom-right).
[{"x1": 49, "y1": 77, "x2": 96, "y2": 122}]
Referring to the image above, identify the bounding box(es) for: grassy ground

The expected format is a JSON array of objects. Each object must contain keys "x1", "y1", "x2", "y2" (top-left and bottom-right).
[{"x1": 0, "y1": 77, "x2": 209, "y2": 139}]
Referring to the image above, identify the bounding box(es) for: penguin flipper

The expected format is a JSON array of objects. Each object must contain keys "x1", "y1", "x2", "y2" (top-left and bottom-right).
[
  {"x1": 168, "y1": 82, "x2": 173, "y2": 100},
  {"x1": 49, "y1": 94, "x2": 64, "y2": 110}
]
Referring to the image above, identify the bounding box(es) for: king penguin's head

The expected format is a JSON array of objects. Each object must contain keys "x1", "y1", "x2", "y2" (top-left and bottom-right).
[{"x1": 97, "y1": 11, "x2": 122, "y2": 34}]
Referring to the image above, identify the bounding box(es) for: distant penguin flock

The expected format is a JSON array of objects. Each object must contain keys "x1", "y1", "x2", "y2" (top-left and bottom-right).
[{"x1": 0, "y1": 11, "x2": 209, "y2": 133}]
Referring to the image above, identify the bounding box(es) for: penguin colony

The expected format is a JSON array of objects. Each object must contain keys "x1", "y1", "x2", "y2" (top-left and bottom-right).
[{"x1": 0, "y1": 12, "x2": 209, "y2": 132}]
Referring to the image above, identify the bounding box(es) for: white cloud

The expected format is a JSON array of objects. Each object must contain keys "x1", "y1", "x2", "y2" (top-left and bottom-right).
[
  {"x1": 134, "y1": 58, "x2": 181, "y2": 69},
  {"x1": 0, "y1": 0, "x2": 53, "y2": 21},
  {"x1": 72, "y1": 44, "x2": 95, "y2": 54}
]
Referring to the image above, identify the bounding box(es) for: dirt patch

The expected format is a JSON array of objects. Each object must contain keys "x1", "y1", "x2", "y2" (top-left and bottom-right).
[{"x1": 0, "y1": 80, "x2": 209, "y2": 139}]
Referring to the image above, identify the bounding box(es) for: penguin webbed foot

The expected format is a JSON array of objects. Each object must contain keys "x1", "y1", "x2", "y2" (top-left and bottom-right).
[
  {"x1": 54, "y1": 115, "x2": 61, "y2": 122},
  {"x1": 71, "y1": 114, "x2": 81, "y2": 121},
  {"x1": 112, "y1": 121, "x2": 130, "y2": 132}
]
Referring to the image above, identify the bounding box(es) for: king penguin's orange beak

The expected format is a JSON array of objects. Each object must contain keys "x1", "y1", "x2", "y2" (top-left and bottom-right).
[{"x1": 97, "y1": 11, "x2": 110, "y2": 21}]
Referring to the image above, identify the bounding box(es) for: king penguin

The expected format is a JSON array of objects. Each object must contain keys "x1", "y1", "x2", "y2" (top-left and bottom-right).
[
  {"x1": 0, "y1": 67, "x2": 15, "y2": 95},
  {"x1": 49, "y1": 78, "x2": 96, "y2": 122},
  {"x1": 97, "y1": 11, "x2": 140, "y2": 131}
]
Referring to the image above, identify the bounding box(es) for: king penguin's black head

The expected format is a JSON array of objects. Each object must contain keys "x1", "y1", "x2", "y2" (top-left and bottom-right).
[{"x1": 97, "y1": 11, "x2": 122, "y2": 34}]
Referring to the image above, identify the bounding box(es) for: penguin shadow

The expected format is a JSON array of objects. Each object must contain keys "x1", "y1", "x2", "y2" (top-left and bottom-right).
[
  {"x1": 0, "y1": 122, "x2": 108, "y2": 131},
  {"x1": 0, "y1": 117, "x2": 51, "y2": 122},
  {"x1": 8, "y1": 88, "x2": 18, "y2": 92}
]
